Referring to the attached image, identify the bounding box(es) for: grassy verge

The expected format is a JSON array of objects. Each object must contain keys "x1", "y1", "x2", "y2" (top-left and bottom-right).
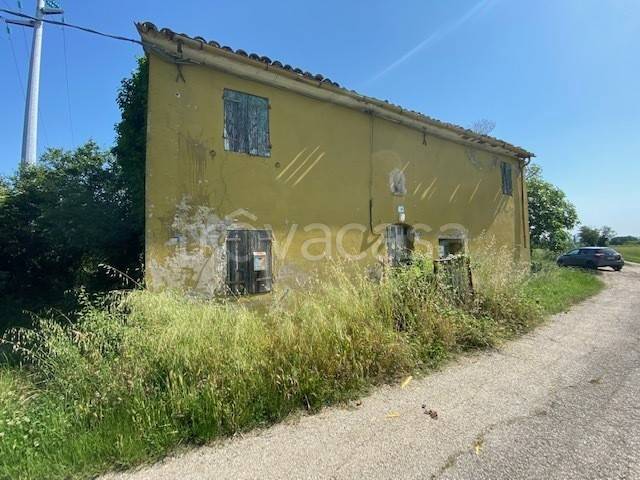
[
  {"x1": 614, "y1": 244, "x2": 640, "y2": 263},
  {"x1": 0, "y1": 252, "x2": 603, "y2": 479},
  {"x1": 525, "y1": 255, "x2": 605, "y2": 315}
]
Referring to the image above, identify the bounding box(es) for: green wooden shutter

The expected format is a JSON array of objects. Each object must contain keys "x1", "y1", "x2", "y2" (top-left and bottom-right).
[{"x1": 224, "y1": 89, "x2": 270, "y2": 157}]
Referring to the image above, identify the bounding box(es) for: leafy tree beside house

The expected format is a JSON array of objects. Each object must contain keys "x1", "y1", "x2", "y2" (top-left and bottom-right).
[
  {"x1": 113, "y1": 56, "x2": 148, "y2": 253},
  {"x1": 526, "y1": 164, "x2": 578, "y2": 252},
  {"x1": 0, "y1": 143, "x2": 138, "y2": 296},
  {"x1": 0, "y1": 59, "x2": 148, "y2": 330}
]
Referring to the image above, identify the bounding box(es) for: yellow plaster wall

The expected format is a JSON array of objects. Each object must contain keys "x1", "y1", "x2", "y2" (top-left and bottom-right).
[{"x1": 145, "y1": 52, "x2": 530, "y2": 295}]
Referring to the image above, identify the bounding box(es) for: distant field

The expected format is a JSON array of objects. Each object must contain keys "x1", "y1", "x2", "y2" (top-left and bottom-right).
[{"x1": 614, "y1": 244, "x2": 640, "y2": 263}]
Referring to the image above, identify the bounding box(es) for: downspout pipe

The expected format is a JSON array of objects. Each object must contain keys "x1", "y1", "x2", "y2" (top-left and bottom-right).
[{"x1": 521, "y1": 156, "x2": 532, "y2": 251}]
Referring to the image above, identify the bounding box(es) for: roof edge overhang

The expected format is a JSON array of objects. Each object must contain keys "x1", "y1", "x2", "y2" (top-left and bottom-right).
[{"x1": 137, "y1": 22, "x2": 535, "y2": 161}]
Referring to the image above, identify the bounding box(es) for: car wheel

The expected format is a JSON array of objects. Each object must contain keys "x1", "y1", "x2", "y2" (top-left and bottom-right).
[
  {"x1": 557, "y1": 260, "x2": 564, "y2": 267},
  {"x1": 614, "y1": 266, "x2": 622, "y2": 272}
]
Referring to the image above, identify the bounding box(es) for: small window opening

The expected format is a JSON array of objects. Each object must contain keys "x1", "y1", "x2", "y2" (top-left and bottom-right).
[
  {"x1": 223, "y1": 89, "x2": 270, "y2": 157},
  {"x1": 226, "y1": 229, "x2": 273, "y2": 294},
  {"x1": 501, "y1": 161, "x2": 513, "y2": 196},
  {"x1": 386, "y1": 224, "x2": 414, "y2": 266},
  {"x1": 438, "y1": 238, "x2": 465, "y2": 258}
]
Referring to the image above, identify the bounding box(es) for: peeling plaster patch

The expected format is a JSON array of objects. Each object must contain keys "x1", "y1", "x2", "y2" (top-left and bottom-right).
[
  {"x1": 389, "y1": 168, "x2": 407, "y2": 196},
  {"x1": 148, "y1": 196, "x2": 236, "y2": 297},
  {"x1": 440, "y1": 223, "x2": 468, "y2": 240}
]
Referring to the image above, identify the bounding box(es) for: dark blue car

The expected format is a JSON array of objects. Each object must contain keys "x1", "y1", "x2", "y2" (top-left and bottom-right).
[{"x1": 557, "y1": 247, "x2": 624, "y2": 271}]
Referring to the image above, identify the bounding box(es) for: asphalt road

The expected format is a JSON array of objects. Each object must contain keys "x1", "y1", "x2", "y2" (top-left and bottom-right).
[{"x1": 106, "y1": 263, "x2": 640, "y2": 480}]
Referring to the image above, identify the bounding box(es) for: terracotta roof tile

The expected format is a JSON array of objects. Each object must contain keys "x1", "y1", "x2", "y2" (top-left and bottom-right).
[{"x1": 137, "y1": 21, "x2": 533, "y2": 158}]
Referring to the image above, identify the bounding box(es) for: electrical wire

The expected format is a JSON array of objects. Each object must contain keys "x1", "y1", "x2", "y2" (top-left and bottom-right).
[
  {"x1": 13, "y1": 0, "x2": 30, "y2": 59},
  {"x1": 4, "y1": 21, "x2": 26, "y2": 99},
  {"x1": 0, "y1": 8, "x2": 142, "y2": 45},
  {"x1": 60, "y1": 16, "x2": 75, "y2": 145}
]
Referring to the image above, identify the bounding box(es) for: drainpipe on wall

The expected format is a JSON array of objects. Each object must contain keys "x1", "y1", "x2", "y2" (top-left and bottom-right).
[
  {"x1": 521, "y1": 156, "x2": 532, "y2": 251},
  {"x1": 368, "y1": 111, "x2": 374, "y2": 234}
]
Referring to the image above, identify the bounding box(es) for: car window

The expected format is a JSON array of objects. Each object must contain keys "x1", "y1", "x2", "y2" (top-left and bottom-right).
[
  {"x1": 604, "y1": 248, "x2": 617, "y2": 255},
  {"x1": 566, "y1": 249, "x2": 580, "y2": 255},
  {"x1": 579, "y1": 249, "x2": 592, "y2": 255}
]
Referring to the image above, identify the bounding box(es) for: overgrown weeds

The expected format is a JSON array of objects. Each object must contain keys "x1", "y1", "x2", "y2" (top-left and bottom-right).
[{"x1": 0, "y1": 250, "x2": 603, "y2": 479}]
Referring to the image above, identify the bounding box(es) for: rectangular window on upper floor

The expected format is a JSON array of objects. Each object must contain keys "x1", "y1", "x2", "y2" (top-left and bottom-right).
[
  {"x1": 501, "y1": 161, "x2": 513, "y2": 196},
  {"x1": 223, "y1": 89, "x2": 271, "y2": 157}
]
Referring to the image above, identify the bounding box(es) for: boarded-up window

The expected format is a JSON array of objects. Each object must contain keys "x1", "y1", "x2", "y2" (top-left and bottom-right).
[
  {"x1": 386, "y1": 224, "x2": 414, "y2": 267},
  {"x1": 501, "y1": 161, "x2": 513, "y2": 196},
  {"x1": 223, "y1": 89, "x2": 270, "y2": 157},
  {"x1": 226, "y1": 229, "x2": 273, "y2": 295}
]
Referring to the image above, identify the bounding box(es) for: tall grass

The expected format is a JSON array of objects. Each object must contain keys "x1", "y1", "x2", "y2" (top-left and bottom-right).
[
  {"x1": 615, "y1": 244, "x2": 640, "y2": 263},
  {"x1": 0, "y1": 252, "x2": 603, "y2": 479}
]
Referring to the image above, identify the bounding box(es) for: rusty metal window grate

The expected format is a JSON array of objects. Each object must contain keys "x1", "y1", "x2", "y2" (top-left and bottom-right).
[
  {"x1": 223, "y1": 89, "x2": 270, "y2": 157},
  {"x1": 501, "y1": 161, "x2": 513, "y2": 196}
]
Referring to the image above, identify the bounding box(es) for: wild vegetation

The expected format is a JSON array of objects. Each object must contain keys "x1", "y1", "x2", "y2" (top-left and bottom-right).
[
  {"x1": 614, "y1": 244, "x2": 640, "y2": 263},
  {"x1": 0, "y1": 250, "x2": 603, "y2": 479}
]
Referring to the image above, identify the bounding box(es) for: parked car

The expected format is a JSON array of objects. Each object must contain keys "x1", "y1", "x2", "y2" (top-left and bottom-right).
[{"x1": 557, "y1": 247, "x2": 624, "y2": 271}]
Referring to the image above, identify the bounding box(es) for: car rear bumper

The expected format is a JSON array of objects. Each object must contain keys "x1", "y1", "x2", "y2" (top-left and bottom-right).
[{"x1": 596, "y1": 259, "x2": 624, "y2": 268}]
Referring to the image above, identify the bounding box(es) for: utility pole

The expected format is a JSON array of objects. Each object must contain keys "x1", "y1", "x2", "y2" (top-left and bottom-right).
[
  {"x1": 21, "y1": 0, "x2": 44, "y2": 167},
  {"x1": 6, "y1": 0, "x2": 63, "y2": 167}
]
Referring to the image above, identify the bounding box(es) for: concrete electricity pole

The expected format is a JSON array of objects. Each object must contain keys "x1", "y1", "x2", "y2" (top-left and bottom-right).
[
  {"x1": 21, "y1": 0, "x2": 45, "y2": 167},
  {"x1": 6, "y1": 0, "x2": 64, "y2": 167}
]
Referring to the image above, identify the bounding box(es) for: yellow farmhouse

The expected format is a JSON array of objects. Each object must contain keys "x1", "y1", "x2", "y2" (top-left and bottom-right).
[{"x1": 138, "y1": 22, "x2": 533, "y2": 296}]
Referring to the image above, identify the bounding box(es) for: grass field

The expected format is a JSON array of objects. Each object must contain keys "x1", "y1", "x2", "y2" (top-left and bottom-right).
[
  {"x1": 0, "y1": 252, "x2": 604, "y2": 480},
  {"x1": 614, "y1": 244, "x2": 640, "y2": 263}
]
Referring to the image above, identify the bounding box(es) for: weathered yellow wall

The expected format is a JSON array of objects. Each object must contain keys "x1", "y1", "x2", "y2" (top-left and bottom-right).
[{"x1": 145, "y1": 52, "x2": 530, "y2": 295}]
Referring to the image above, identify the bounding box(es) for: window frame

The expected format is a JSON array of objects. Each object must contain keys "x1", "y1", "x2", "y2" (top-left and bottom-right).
[
  {"x1": 385, "y1": 224, "x2": 414, "y2": 267},
  {"x1": 501, "y1": 161, "x2": 513, "y2": 196},
  {"x1": 226, "y1": 229, "x2": 273, "y2": 295},
  {"x1": 223, "y1": 89, "x2": 271, "y2": 158}
]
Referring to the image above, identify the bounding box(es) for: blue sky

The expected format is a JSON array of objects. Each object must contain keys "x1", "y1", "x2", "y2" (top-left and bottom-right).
[{"x1": 1, "y1": 0, "x2": 639, "y2": 235}]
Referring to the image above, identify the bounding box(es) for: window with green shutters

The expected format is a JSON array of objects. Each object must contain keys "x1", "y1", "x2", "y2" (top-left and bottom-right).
[
  {"x1": 501, "y1": 161, "x2": 513, "y2": 196},
  {"x1": 223, "y1": 89, "x2": 270, "y2": 157}
]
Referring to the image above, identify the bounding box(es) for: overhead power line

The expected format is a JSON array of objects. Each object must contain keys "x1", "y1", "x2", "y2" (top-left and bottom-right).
[
  {"x1": 4, "y1": 21, "x2": 26, "y2": 98},
  {"x1": 0, "y1": 8, "x2": 142, "y2": 45}
]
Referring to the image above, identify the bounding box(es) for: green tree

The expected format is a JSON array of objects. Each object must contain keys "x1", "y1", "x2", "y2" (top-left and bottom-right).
[
  {"x1": 113, "y1": 56, "x2": 148, "y2": 253},
  {"x1": 597, "y1": 226, "x2": 616, "y2": 247},
  {"x1": 0, "y1": 59, "x2": 149, "y2": 330},
  {"x1": 579, "y1": 226, "x2": 600, "y2": 246},
  {"x1": 526, "y1": 164, "x2": 578, "y2": 251},
  {"x1": 0, "y1": 142, "x2": 135, "y2": 296}
]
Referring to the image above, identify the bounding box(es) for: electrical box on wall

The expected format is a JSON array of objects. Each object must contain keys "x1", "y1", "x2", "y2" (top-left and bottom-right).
[
  {"x1": 226, "y1": 229, "x2": 273, "y2": 294},
  {"x1": 253, "y1": 251, "x2": 267, "y2": 271}
]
